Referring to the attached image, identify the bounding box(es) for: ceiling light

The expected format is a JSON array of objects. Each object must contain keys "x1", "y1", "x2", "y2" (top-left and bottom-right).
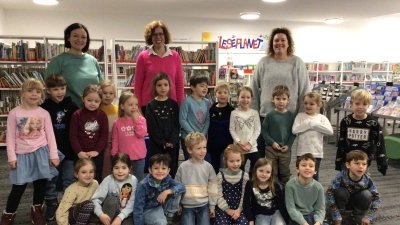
[
  {"x1": 324, "y1": 18, "x2": 343, "y2": 24},
  {"x1": 262, "y1": 0, "x2": 286, "y2": 2},
  {"x1": 240, "y1": 12, "x2": 260, "y2": 20},
  {"x1": 33, "y1": 0, "x2": 58, "y2": 5}
]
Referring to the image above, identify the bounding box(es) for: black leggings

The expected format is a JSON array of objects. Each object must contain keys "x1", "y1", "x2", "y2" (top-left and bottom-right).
[{"x1": 6, "y1": 179, "x2": 47, "y2": 213}]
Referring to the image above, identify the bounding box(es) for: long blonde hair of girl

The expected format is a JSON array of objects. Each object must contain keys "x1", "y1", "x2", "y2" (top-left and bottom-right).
[
  {"x1": 118, "y1": 92, "x2": 142, "y2": 117},
  {"x1": 251, "y1": 158, "x2": 276, "y2": 196}
]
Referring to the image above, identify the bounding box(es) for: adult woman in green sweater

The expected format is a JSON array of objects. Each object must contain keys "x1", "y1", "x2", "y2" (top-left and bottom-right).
[
  {"x1": 45, "y1": 23, "x2": 103, "y2": 106},
  {"x1": 250, "y1": 27, "x2": 310, "y2": 158}
]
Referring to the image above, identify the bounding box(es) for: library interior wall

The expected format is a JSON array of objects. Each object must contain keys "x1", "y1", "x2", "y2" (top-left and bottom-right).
[
  {"x1": 0, "y1": 7, "x2": 4, "y2": 34},
  {"x1": 2, "y1": 9, "x2": 400, "y2": 63}
]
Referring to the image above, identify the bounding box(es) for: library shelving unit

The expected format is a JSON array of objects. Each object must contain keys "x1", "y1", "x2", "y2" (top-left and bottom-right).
[{"x1": 109, "y1": 39, "x2": 219, "y2": 98}]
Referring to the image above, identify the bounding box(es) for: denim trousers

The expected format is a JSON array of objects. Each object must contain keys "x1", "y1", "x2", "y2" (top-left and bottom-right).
[
  {"x1": 131, "y1": 158, "x2": 145, "y2": 182},
  {"x1": 143, "y1": 194, "x2": 182, "y2": 225},
  {"x1": 45, "y1": 160, "x2": 75, "y2": 199},
  {"x1": 291, "y1": 214, "x2": 314, "y2": 225},
  {"x1": 255, "y1": 210, "x2": 286, "y2": 225},
  {"x1": 181, "y1": 204, "x2": 210, "y2": 225}
]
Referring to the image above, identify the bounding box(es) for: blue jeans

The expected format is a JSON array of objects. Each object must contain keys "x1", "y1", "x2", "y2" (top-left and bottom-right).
[
  {"x1": 180, "y1": 138, "x2": 211, "y2": 163},
  {"x1": 255, "y1": 210, "x2": 285, "y2": 225},
  {"x1": 291, "y1": 214, "x2": 314, "y2": 225},
  {"x1": 132, "y1": 158, "x2": 145, "y2": 182},
  {"x1": 181, "y1": 204, "x2": 210, "y2": 225},
  {"x1": 45, "y1": 160, "x2": 75, "y2": 199},
  {"x1": 143, "y1": 195, "x2": 182, "y2": 225}
]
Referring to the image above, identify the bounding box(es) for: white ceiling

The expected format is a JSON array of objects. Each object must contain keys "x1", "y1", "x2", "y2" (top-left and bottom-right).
[{"x1": 0, "y1": 0, "x2": 399, "y2": 23}]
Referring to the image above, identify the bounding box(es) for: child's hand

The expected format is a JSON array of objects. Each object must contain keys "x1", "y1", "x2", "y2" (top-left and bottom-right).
[
  {"x1": 165, "y1": 143, "x2": 174, "y2": 148},
  {"x1": 157, "y1": 190, "x2": 172, "y2": 204},
  {"x1": 132, "y1": 110, "x2": 140, "y2": 121},
  {"x1": 249, "y1": 221, "x2": 254, "y2": 225},
  {"x1": 244, "y1": 142, "x2": 252, "y2": 151},
  {"x1": 9, "y1": 160, "x2": 17, "y2": 169},
  {"x1": 361, "y1": 217, "x2": 371, "y2": 225},
  {"x1": 209, "y1": 209, "x2": 215, "y2": 218},
  {"x1": 50, "y1": 159, "x2": 60, "y2": 167},
  {"x1": 301, "y1": 222, "x2": 309, "y2": 225},
  {"x1": 272, "y1": 142, "x2": 281, "y2": 151},
  {"x1": 99, "y1": 213, "x2": 111, "y2": 225},
  {"x1": 87, "y1": 151, "x2": 99, "y2": 158},
  {"x1": 77, "y1": 151, "x2": 88, "y2": 159},
  {"x1": 231, "y1": 208, "x2": 242, "y2": 220},
  {"x1": 225, "y1": 209, "x2": 234, "y2": 216},
  {"x1": 281, "y1": 145, "x2": 289, "y2": 152},
  {"x1": 237, "y1": 142, "x2": 248, "y2": 152},
  {"x1": 314, "y1": 222, "x2": 321, "y2": 225},
  {"x1": 177, "y1": 206, "x2": 182, "y2": 215},
  {"x1": 334, "y1": 219, "x2": 342, "y2": 225},
  {"x1": 111, "y1": 216, "x2": 122, "y2": 225}
]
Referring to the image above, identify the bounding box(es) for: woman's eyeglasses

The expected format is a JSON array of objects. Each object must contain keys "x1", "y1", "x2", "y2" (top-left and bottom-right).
[{"x1": 152, "y1": 33, "x2": 164, "y2": 37}]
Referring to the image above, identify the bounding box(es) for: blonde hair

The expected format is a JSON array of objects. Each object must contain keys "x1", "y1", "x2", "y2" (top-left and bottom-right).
[
  {"x1": 184, "y1": 132, "x2": 206, "y2": 149},
  {"x1": 82, "y1": 85, "x2": 102, "y2": 100},
  {"x1": 237, "y1": 86, "x2": 253, "y2": 98},
  {"x1": 252, "y1": 158, "x2": 276, "y2": 196},
  {"x1": 21, "y1": 78, "x2": 44, "y2": 99},
  {"x1": 350, "y1": 89, "x2": 372, "y2": 105},
  {"x1": 98, "y1": 80, "x2": 116, "y2": 98},
  {"x1": 118, "y1": 92, "x2": 141, "y2": 117},
  {"x1": 303, "y1": 92, "x2": 325, "y2": 114},
  {"x1": 74, "y1": 158, "x2": 96, "y2": 177},
  {"x1": 222, "y1": 144, "x2": 244, "y2": 168},
  {"x1": 214, "y1": 83, "x2": 230, "y2": 94}
]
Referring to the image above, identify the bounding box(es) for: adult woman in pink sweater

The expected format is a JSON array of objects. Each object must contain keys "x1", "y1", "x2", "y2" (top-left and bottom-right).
[{"x1": 134, "y1": 20, "x2": 184, "y2": 113}]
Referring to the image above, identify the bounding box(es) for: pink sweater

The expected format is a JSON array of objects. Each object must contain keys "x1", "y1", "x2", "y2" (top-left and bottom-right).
[
  {"x1": 7, "y1": 106, "x2": 58, "y2": 162},
  {"x1": 134, "y1": 49, "x2": 184, "y2": 107},
  {"x1": 111, "y1": 116, "x2": 147, "y2": 160}
]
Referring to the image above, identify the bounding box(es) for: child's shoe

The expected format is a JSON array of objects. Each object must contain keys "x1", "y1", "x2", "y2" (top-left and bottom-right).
[
  {"x1": 44, "y1": 199, "x2": 58, "y2": 221},
  {"x1": 0, "y1": 211, "x2": 16, "y2": 225},
  {"x1": 31, "y1": 204, "x2": 46, "y2": 225}
]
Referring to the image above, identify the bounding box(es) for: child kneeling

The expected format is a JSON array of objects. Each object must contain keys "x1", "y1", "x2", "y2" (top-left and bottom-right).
[{"x1": 134, "y1": 154, "x2": 185, "y2": 225}]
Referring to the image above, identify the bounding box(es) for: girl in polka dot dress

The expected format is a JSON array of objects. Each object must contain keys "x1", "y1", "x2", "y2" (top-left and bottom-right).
[{"x1": 215, "y1": 144, "x2": 250, "y2": 225}]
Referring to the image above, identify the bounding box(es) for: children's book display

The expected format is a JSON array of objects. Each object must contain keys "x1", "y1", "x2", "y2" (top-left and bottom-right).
[{"x1": 371, "y1": 85, "x2": 400, "y2": 118}]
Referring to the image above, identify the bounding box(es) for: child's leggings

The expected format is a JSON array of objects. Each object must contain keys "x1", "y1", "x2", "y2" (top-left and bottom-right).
[
  {"x1": 5, "y1": 179, "x2": 47, "y2": 213},
  {"x1": 68, "y1": 200, "x2": 95, "y2": 225}
]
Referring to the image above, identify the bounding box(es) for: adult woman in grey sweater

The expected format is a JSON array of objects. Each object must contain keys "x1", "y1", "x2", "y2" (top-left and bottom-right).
[{"x1": 250, "y1": 27, "x2": 310, "y2": 158}]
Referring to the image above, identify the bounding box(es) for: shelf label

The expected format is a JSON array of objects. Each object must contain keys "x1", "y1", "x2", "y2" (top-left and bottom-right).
[{"x1": 352, "y1": 67, "x2": 372, "y2": 73}]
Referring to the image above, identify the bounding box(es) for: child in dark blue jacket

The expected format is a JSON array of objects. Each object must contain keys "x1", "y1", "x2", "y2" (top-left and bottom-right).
[{"x1": 207, "y1": 83, "x2": 235, "y2": 173}]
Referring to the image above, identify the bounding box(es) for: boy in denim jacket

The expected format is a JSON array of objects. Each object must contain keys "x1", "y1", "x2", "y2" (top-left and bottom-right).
[{"x1": 133, "y1": 154, "x2": 185, "y2": 225}]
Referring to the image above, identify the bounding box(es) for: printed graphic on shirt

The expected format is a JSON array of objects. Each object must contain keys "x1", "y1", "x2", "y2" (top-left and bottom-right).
[
  {"x1": 185, "y1": 184, "x2": 208, "y2": 198},
  {"x1": 196, "y1": 110, "x2": 205, "y2": 128},
  {"x1": 120, "y1": 125, "x2": 135, "y2": 136},
  {"x1": 119, "y1": 183, "x2": 133, "y2": 211},
  {"x1": 84, "y1": 120, "x2": 99, "y2": 139},
  {"x1": 154, "y1": 105, "x2": 174, "y2": 119},
  {"x1": 16, "y1": 117, "x2": 43, "y2": 139},
  {"x1": 347, "y1": 128, "x2": 369, "y2": 141},
  {"x1": 253, "y1": 188, "x2": 274, "y2": 208},
  {"x1": 54, "y1": 110, "x2": 67, "y2": 130},
  {"x1": 235, "y1": 116, "x2": 254, "y2": 130}
]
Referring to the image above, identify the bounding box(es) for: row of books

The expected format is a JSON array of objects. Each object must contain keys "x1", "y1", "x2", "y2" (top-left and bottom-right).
[
  {"x1": 171, "y1": 45, "x2": 216, "y2": 64},
  {"x1": 114, "y1": 44, "x2": 146, "y2": 62},
  {"x1": 183, "y1": 68, "x2": 217, "y2": 86},
  {"x1": 366, "y1": 84, "x2": 399, "y2": 96},
  {"x1": 372, "y1": 96, "x2": 400, "y2": 117},
  {"x1": 0, "y1": 70, "x2": 45, "y2": 88}
]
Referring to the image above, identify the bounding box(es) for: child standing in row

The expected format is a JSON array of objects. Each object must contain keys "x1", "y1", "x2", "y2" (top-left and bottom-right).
[
  {"x1": 56, "y1": 158, "x2": 99, "y2": 225},
  {"x1": 208, "y1": 83, "x2": 235, "y2": 173},
  {"x1": 70, "y1": 84, "x2": 108, "y2": 183},
  {"x1": 111, "y1": 92, "x2": 147, "y2": 182},
  {"x1": 243, "y1": 158, "x2": 287, "y2": 225},
  {"x1": 1, "y1": 78, "x2": 60, "y2": 225},
  {"x1": 215, "y1": 145, "x2": 249, "y2": 225},
  {"x1": 179, "y1": 74, "x2": 211, "y2": 161},
  {"x1": 134, "y1": 154, "x2": 185, "y2": 225},
  {"x1": 146, "y1": 72, "x2": 180, "y2": 178},
  {"x1": 327, "y1": 150, "x2": 381, "y2": 225},
  {"x1": 175, "y1": 132, "x2": 217, "y2": 225},
  {"x1": 42, "y1": 74, "x2": 79, "y2": 220},
  {"x1": 292, "y1": 92, "x2": 333, "y2": 181},
  {"x1": 229, "y1": 86, "x2": 261, "y2": 178},
  {"x1": 92, "y1": 153, "x2": 138, "y2": 225},
  {"x1": 99, "y1": 80, "x2": 119, "y2": 179},
  {"x1": 335, "y1": 90, "x2": 387, "y2": 175},
  {"x1": 285, "y1": 153, "x2": 325, "y2": 225},
  {"x1": 262, "y1": 85, "x2": 295, "y2": 185}
]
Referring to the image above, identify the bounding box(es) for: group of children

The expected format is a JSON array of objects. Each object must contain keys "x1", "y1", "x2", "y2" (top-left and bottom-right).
[{"x1": 0, "y1": 71, "x2": 388, "y2": 225}]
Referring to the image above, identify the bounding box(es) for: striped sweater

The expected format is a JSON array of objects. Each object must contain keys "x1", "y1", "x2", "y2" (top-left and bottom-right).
[{"x1": 217, "y1": 169, "x2": 249, "y2": 211}]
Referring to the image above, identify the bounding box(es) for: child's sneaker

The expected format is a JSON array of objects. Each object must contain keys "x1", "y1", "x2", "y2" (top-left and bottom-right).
[
  {"x1": 0, "y1": 211, "x2": 16, "y2": 225},
  {"x1": 44, "y1": 198, "x2": 58, "y2": 221}
]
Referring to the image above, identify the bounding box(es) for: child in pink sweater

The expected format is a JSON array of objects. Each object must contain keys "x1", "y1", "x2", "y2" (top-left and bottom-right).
[{"x1": 111, "y1": 92, "x2": 147, "y2": 182}]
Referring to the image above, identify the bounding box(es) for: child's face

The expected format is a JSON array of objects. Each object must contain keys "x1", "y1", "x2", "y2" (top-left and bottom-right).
[
  {"x1": 191, "y1": 82, "x2": 208, "y2": 99},
  {"x1": 346, "y1": 159, "x2": 368, "y2": 180},
  {"x1": 303, "y1": 96, "x2": 320, "y2": 116},
  {"x1": 225, "y1": 152, "x2": 242, "y2": 173},
  {"x1": 82, "y1": 92, "x2": 101, "y2": 111},
  {"x1": 155, "y1": 79, "x2": 170, "y2": 98},
  {"x1": 120, "y1": 97, "x2": 139, "y2": 118},
  {"x1": 47, "y1": 86, "x2": 66, "y2": 103},
  {"x1": 75, "y1": 164, "x2": 95, "y2": 186},
  {"x1": 101, "y1": 86, "x2": 115, "y2": 106},
  {"x1": 256, "y1": 164, "x2": 272, "y2": 184},
  {"x1": 22, "y1": 88, "x2": 42, "y2": 107},
  {"x1": 350, "y1": 100, "x2": 368, "y2": 119},
  {"x1": 113, "y1": 161, "x2": 131, "y2": 182},
  {"x1": 215, "y1": 88, "x2": 229, "y2": 105},
  {"x1": 148, "y1": 162, "x2": 170, "y2": 183},
  {"x1": 296, "y1": 159, "x2": 317, "y2": 180},
  {"x1": 187, "y1": 140, "x2": 207, "y2": 162},
  {"x1": 238, "y1": 90, "x2": 252, "y2": 109},
  {"x1": 272, "y1": 94, "x2": 289, "y2": 112}
]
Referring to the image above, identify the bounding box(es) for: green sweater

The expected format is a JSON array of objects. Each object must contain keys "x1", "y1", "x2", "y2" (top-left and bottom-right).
[
  {"x1": 44, "y1": 52, "x2": 103, "y2": 105},
  {"x1": 285, "y1": 177, "x2": 325, "y2": 224},
  {"x1": 261, "y1": 110, "x2": 296, "y2": 148}
]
